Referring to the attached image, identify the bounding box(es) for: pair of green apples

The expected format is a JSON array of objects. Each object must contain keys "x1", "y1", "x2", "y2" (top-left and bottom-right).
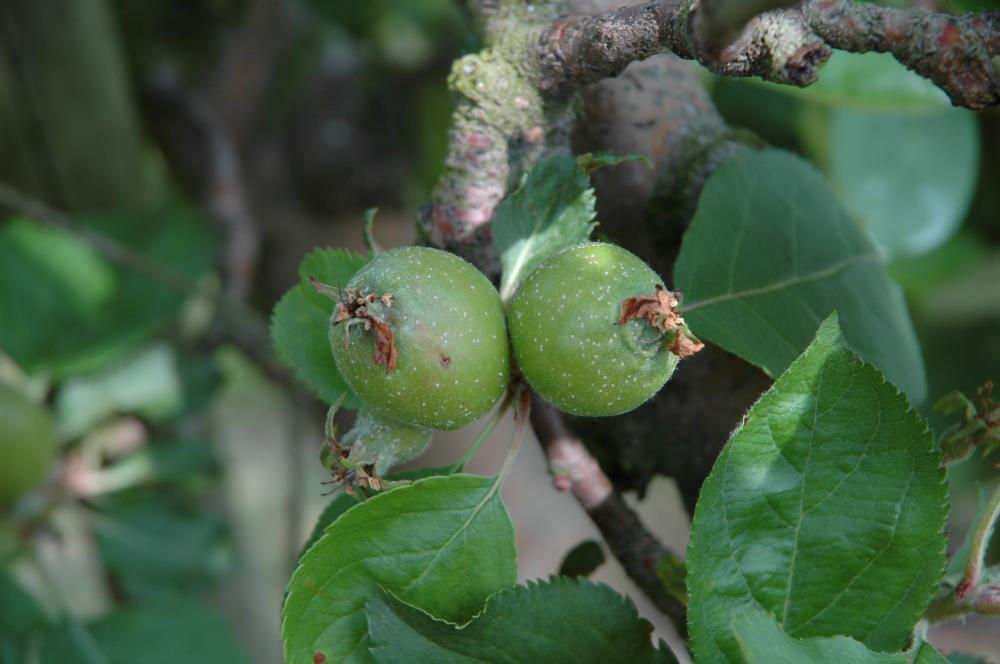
[{"x1": 327, "y1": 242, "x2": 690, "y2": 475}]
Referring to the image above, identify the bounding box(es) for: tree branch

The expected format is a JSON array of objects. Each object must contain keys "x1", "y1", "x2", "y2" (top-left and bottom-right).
[
  {"x1": 803, "y1": 0, "x2": 1000, "y2": 109},
  {"x1": 537, "y1": 0, "x2": 830, "y2": 96},
  {"x1": 529, "y1": 394, "x2": 688, "y2": 635},
  {"x1": 537, "y1": 0, "x2": 1000, "y2": 108},
  {"x1": 420, "y1": 4, "x2": 571, "y2": 274}
]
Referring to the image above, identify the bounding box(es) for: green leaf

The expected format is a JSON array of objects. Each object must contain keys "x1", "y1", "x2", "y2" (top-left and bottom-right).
[
  {"x1": 298, "y1": 247, "x2": 370, "y2": 311},
  {"x1": 37, "y1": 620, "x2": 108, "y2": 664},
  {"x1": 55, "y1": 344, "x2": 183, "y2": 438},
  {"x1": 493, "y1": 154, "x2": 597, "y2": 301},
  {"x1": 576, "y1": 151, "x2": 652, "y2": 174},
  {"x1": 271, "y1": 285, "x2": 361, "y2": 407},
  {"x1": 93, "y1": 493, "x2": 229, "y2": 601},
  {"x1": 297, "y1": 493, "x2": 358, "y2": 563},
  {"x1": 0, "y1": 569, "x2": 48, "y2": 635},
  {"x1": 675, "y1": 148, "x2": 926, "y2": 402},
  {"x1": 686, "y1": 315, "x2": 948, "y2": 663},
  {"x1": 0, "y1": 204, "x2": 217, "y2": 378},
  {"x1": 295, "y1": 467, "x2": 458, "y2": 567},
  {"x1": 829, "y1": 108, "x2": 979, "y2": 257},
  {"x1": 54, "y1": 203, "x2": 217, "y2": 377},
  {"x1": 732, "y1": 609, "x2": 939, "y2": 664},
  {"x1": 911, "y1": 642, "x2": 951, "y2": 664},
  {"x1": 282, "y1": 474, "x2": 516, "y2": 664},
  {"x1": 366, "y1": 577, "x2": 678, "y2": 664},
  {"x1": 558, "y1": 539, "x2": 606, "y2": 578},
  {"x1": 755, "y1": 51, "x2": 950, "y2": 112},
  {"x1": 0, "y1": 219, "x2": 116, "y2": 371},
  {"x1": 656, "y1": 554, "x2": 689, "y2": 606},
  {"x1": 74, "y1": 599, "x2": 248, "y2": 664}
]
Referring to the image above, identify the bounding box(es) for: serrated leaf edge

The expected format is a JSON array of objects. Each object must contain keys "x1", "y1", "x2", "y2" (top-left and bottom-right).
[
  {"x1": 281, "y1": 473, "x2": 516, "y2": 662},
  {"x1": 686, "y1": 314, "x2": 948, "y2": 662}
]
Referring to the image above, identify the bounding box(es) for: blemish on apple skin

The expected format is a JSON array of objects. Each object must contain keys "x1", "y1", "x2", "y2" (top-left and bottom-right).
[
  {"x1": 314, "y1": 653, "x2": 326, "y2": 664},
  {"x1": 440, "y1": 353, "x2": 452, "y2": 369}
]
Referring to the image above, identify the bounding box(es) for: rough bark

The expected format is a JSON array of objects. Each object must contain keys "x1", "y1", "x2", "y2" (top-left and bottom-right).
[
  {"x1": 538, "y1": 0, "x2": 829, "y2": 96},
  {"x1": 804, "y1": 0, "x2": 1000, "y2": 109},
  {"x1": 540, "y1": 0, "x2": 1000, "y2": 108}
]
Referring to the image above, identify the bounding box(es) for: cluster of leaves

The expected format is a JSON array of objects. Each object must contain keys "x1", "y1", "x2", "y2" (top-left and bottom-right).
[
  {"x1": 273, "y1": 153, "x2": 687, "y2": 662},
  {"x1": 272, "y1": 135, "x2": 1000, "y2": 662},
  {"x1": 0, "y1": 204, "x2": 251, "y2": 662},
  {"x1": 268, "y1": 40, "x2": 1000, "y2": 664}
]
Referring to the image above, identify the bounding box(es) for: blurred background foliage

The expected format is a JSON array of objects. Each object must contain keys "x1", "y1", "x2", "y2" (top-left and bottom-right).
[{"x1": 0, "y1": 0, "x2": 997, "y2": 662}]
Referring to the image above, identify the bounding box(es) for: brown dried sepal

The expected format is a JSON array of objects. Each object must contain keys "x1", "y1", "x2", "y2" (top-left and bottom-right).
[
  {"x1": 371, "y1": 320, "x2": 398, "y2": 372},
  {"x1": 618, "y1": 284, "x2": 704, "y2": 359},
  {"x1": 668, "y1": 334, "x2": 705, "y2": 360},
  {"x1": 312, "y1": 277, "x2": 399, "y2": 373}
]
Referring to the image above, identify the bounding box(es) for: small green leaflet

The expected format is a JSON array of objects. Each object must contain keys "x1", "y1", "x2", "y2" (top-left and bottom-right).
[
  {"x1": 282, "y1": 474, "x2": 516, "y2": 664},
  {"x1": 577, "y1": 151, "x2": 653, "y2": 174},
  {"x1": 492, "y1": 154, "x2": 597, "y2": 302},
  {"x1": 271, "y1": 285, "x2": 361, "y2": 407},
  {"x1": 366, "y1": 577, "x2": 677, "y2": 664},
  {"x1": 557, "y1": 539, "x2": 606, "y2": 578},
  {"x1": 674, "y1": 148, "x2": 927, "y2": 402},
  {"x1": 272, "y1": 247, "x2": 369, "y2": 406},
  {"x1": 910, "y1": 643, "x2": 955, "y2": 664},
  {"x1": 732, "y1": 609, "x2": 948, "y2": 664},
  {"x1": 0, "y1": 569, "x2": 48, "y2": 637},
  {"x1": 0, "y1": 219, "x2": 115, "y2": 372},
  {"x1": 686, "y1": 315, "x2": 947, "y2": 663}
]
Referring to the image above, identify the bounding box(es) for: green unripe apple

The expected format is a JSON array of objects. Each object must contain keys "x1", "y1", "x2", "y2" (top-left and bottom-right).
[
  {"x1": 510, "y1": 242, "x2": 699, "y2": 417},
  {"x1": 0, "y1": 384, "x2": 57, "y2": 505},
  {"x1": 329, "y1": 246, "x2": 510, "y2": 430}
]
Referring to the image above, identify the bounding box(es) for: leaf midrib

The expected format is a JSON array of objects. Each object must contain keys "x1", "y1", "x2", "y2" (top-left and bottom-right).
[
  {"x1": 680, "y1": 253, "x2": 881, "y2": 313},
  {"x1": 397, "y1": 478, "x2": 503, "y2": 596}
]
